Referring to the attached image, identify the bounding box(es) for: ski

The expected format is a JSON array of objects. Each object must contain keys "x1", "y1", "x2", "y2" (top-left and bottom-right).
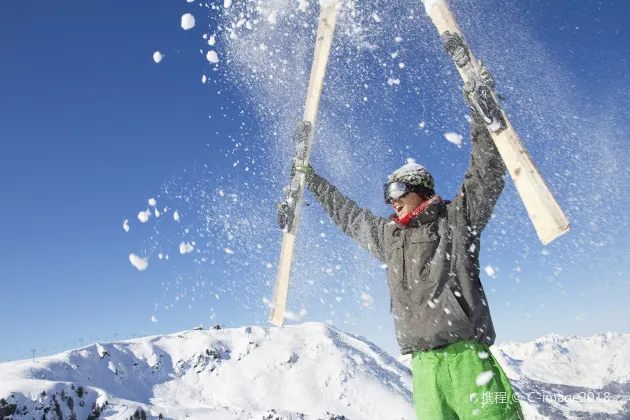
[
  {"x1": 269, "y1": 2, "x2": 339, "y2": 326},
  {"x1": 422, "y1": 0, "x2": 570, "y2": 245}
]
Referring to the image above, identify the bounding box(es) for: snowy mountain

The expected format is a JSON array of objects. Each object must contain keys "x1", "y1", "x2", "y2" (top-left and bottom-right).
[
  {"x1": 0, "y1": 323, "x2": 414, "y2": 419},
  {"x1": 493, "y1": 332, "x2": 630, "y2": 419},
  {"x1": 1, "y1": 325, "x2": 629, "y2": 420}
]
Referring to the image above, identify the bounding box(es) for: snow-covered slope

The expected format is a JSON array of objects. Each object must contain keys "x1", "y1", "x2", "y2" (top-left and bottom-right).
[
  {"x1": 0, "y1": 323, "x2": 415, "y2": 419},
  {"x1": 2, "y1": 326, "x2": 629, "y2": 420},
  {"x1": 493, "y1": 333, "x2": 630, "y2": 419}
]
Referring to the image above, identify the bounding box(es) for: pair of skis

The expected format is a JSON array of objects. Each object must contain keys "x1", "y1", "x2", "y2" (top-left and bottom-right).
[{"x1": 269, "y1": 0, "x2": 570, "y2": 327}]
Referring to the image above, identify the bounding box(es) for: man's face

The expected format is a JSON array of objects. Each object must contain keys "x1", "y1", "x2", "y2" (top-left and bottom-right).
[{"x1": 391, "y1": 192, "x2": 424, "y2": 219}]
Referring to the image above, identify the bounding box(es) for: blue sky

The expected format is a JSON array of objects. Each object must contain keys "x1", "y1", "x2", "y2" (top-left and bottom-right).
[{"x1": 1, "y1": 0, "x2": 629, "y2": 362}]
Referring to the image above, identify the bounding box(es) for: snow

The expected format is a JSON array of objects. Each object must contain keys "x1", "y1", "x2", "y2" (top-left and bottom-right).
[
  {"x1": 224, "y1": 0, "x2": 232, "y2": 8},
  {"x1": 129, "y1": 254, "x2": 148, "y2": 271},
  {"x1": 484, "y1": 265, "x2": 496, "y2": 277},
  {"x1": 387, "y1": 78, "x2": 400, "y2": 86},
  {"x1": 206, "y1": 50, "x2": 220, "y2": 64},
  {"x1": 3, "y1": 326, "x2": 629, "y2": 419},
  {"x1": 445, "y1": 132, "x2": 463, "y2": 147},
  {"x1": 0, "y1": 324, "x2": 415, "y2": 419},
  {"x1": 267, "y1": 11, "x2": 277, "y2": 26},
  {"x1": 181, "y1": 13, "x2": 195, "y2": 30},
  {"x1": 122, "y1": 219, "x2": 129, "y2": 232},
  {"x1": 208, "y1": 35, "x2": 216, "y2": 46},
  {"x1": 395, "y1": 36, "x2": 403, "y2": 42},
  {"x1": 138, "y1": 209, "x2": 151, "y2": 223},
  {"x1": 419, "y1": 121, "x2": 425, "y2": 128},
  {"x1": 149, "y1": 198, "x2": 157, "y2": 207},
  {"x1": 224, "y1": 248, "x2": 234, "y2": 255},
  {"x1": 151, "y1": 316, "x2": 158, "y2": 323},
  {"x1": 476, "y1": 370, "x2": 494, "y2": 386},
  {"x1": 372, "y1": 13, "x2": 382, "y2": 23},
  {"x1": 297, "y1": 0, "x2": 309, "y2": 12},
  {"x1": 179, "y1": 242, "x2": 194, "y2": 254},
  {"x1": 202, "y1": 74, "x2": 207, "y2": 83},
  {"x1": 173, "y1": 211, "x2": 180, "y2": 221},
  {"x1": 153, "y1": 51, "x2": 163, "y2": 63}
]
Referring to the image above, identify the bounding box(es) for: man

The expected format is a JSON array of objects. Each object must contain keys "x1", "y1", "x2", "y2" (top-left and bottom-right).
[{"x1": 289, "y1": 111, "x2": 524, "y2": 419}]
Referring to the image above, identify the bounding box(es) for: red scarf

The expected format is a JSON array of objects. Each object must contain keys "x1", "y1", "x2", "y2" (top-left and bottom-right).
[{"x1": 390, "y1": 195, "x2": 442, "y2": 227}]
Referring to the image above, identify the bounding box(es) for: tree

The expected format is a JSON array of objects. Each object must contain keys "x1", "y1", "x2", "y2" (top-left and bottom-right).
[
  {"x1": 67, "y1": 396, "x2": 74, "y2": 412},
  {"x1": 140, "y1": 408, "x2": 147, "y2": 420},
  {"x1": 133, "y1": 408, "x2": 141, "y2": 419},
  {"x1": 76, "y1": 386, "x2": 84, "y2": 398}
]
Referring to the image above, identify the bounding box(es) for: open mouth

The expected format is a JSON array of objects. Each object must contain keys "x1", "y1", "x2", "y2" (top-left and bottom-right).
[{"x1": 394, "y1": 204, "x2": 404, "y2": 213}]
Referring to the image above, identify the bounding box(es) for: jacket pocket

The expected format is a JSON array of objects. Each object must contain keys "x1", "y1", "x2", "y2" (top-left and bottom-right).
[{"x1": 407, "y1": 231, "x2": 439, "y2": 283}]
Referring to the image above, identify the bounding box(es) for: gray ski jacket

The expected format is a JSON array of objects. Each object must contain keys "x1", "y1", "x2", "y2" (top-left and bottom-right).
[{"x1": 307, "y1": 120, "x2": 506, "y2": 354}]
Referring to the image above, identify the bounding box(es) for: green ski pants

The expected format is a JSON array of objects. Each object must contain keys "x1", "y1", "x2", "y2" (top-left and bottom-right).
[{"x1": 411, "y1": 341, "x2": 524, "y2": 419}]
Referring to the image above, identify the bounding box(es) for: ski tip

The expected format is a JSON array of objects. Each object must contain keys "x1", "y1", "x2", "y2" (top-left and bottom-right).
[
  {"x1": 540, "y1": 222, "x2": 571, "y2": 246},
  {"x1": 268, "y1": 311, "x2": 285, "y2": 327}
]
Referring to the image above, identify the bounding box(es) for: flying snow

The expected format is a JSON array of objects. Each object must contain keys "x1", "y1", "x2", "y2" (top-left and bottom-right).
[
  {"x1": 173, "y1": 211, "x2": 180, "y2": 221},
  {"x1": 206, "y1": 51, "x2": 220, "y2": 64},
  {"x1": 224, "y1": 0, "x2": 233, "y2": 8},
  {"x1": 267, "y1": 11, "x2": 278, "y2": 26},
  {"x1": 476, "y1": 371, "x2": 495, "y2": 386},
  {"x1": 123, "y1": 219, "x2": 129, "y2": 232},
  {"x1": 149, "y1": 198, "x2": 157, "y2": 207},
  {"x1": 180, "y1": 242, "x2": 195, "y2": 254},
  {"x1": 138, "y1": 209, "x2": 151, "y2": 223},
  {"x1": 181, "y1": 13, "x2": 195, "y2": 30},
  {"x1": 445, "y1": 132, "x2": 463, "y2": 147},
  {"x1": 151, "y1": 315, "x2": 158, "y2": 323},
  {"x1": 484, "y1": 265, "x2": 496, "y2": 277},
  {"x1": 153, "y1": 51, "x2": 163, "y2": 63},
  {"x1": 129, "y1": 254, "x2": 148, "y2": 271}
]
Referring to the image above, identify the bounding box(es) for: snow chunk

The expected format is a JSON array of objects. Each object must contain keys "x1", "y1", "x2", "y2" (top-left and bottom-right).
[
  {"x1": 372, "y1": 13, "x2": 382, "y2": 23},
  {"x1": 395, "y1": 36, "x2": 403, "y2": 42},
  {"x1": 123, "y1": 219, "x2": 130, "y2": 232},
  {"x1": 129, "y1": 254, "x2": 148, "y2": 271},
  {"x1": 361, "y1": 292, "x2": 374, "y2": 307},
  {"x1": 224, "y1": 0, "x2": 232, "y2": 8},
  {"x1": 149, "y1": 198, "x2": 157, "y2": 207},
  {"x1": 476, "y1": 370, "x2": 495, "y2": 386},
  {"x1": 138, "y1": 209, "x2": 151, "y2": 223},
  {"x1": 478, "y1": 351, "x2": 490, "y2": 359},
  {"x1": 153, "y1": 51, "x2": 163, "y2": 63},
  {"x1": 484, "y1": 265, "x2": 496, "y2": 277},
  {"x1": 297, "y1": 0, "x2": 309, "y2": 12},
  {"x1": 202, "y1": 74, "x2": 207, "y2": 83},
  {"x1": 206, "y1": 50, "x2": 220, "y2": 64},
  {"x1": 151, "y1": 316, "x2": 158, "y2": 323},
  {"x1": 208, "y1": 35, "x2": 216, "y2": 46},
  {"x1": 267, "y1": 11, "x2": 277, "y2": 25},
  {"x1": 225, "y1": 248, "x2": 234, "y2": 255},
  {"x1": 419, "y1": 121, "x2": 426, "y2": 128},
  {"x1": 387, "y1": 78, "x2": 400, "y2": 86},
  {"x1": 445, "y1": 132, "x2": 463, "y2": 147},
  {"x1": 179, "y1": 242, "x2": 194, "y2": 254},
  {"x1": 173, "y1": 211, "x2": 180, "y2": 221},
  {"x1": 284, "y1": 308, "x2": 307, "y2": 321},
  {"x1": 181, "y1": 13, "x2": 195, "y2": 30}
]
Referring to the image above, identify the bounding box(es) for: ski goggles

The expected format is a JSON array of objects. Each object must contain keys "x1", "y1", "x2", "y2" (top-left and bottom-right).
[{"x1": 383, "y1": 182, "x2": 413, "y2": 204}]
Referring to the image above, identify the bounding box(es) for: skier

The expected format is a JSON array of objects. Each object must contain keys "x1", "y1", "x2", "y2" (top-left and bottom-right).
[{"x1": 285, "y1": 105, "x2": 525, "y2": 418}]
